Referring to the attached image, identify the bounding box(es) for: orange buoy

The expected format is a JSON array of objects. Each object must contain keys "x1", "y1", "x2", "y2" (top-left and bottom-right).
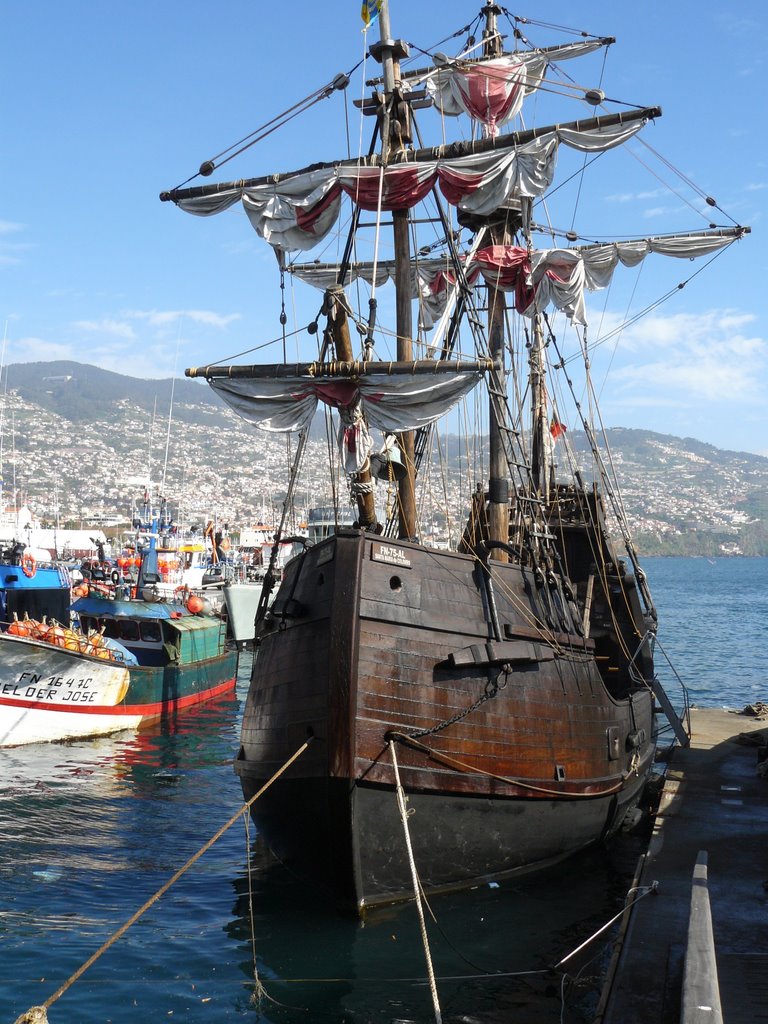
[
  {"x1": 62, "y1": 629, "x2": 82, "y2": 652},
  {"x1": 46, "y1": 624, "x2": 66, "y2": 648},
  {"x1": 8, "y1": 614, "x2": 31, "y2": 637},
  {"x1": 186, "y1": 594, "x2": 204, "y2": 614}
]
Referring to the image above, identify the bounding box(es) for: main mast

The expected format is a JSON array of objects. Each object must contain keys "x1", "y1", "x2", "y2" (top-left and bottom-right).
[
  {"x1": 477, "y1": 1, "x2": 515, "y2": 561},
  {"x1": 373, "y1": 1, "x2": 417, "y2": 540}
]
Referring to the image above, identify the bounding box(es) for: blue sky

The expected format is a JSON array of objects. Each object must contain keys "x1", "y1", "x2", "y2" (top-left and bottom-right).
[{"x1": 2, "y1": 1, "x2": 766, "y2": 454}]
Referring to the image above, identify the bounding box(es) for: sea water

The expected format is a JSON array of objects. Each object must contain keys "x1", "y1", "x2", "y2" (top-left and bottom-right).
[
  {"x1": 1, "y1": 557, "x2": 765, "y2": 1024},
  {"x1": 649, "y1": 556, "x2": 767, "y2": 709}
]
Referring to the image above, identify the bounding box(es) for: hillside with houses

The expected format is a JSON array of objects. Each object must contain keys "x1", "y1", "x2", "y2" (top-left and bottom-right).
[{"x1": 3, "y1": 362, "x2": 767, "y2": 557}]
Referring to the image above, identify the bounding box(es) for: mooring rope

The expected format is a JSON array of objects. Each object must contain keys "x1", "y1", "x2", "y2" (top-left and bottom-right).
[
  {"x1": 387, "y1": 731, "x2": 626, "y2": 798},
  {"x1": 389, "y1": 739, "x2": 443, "y2": 1024},
  {"x1": 552, "y1": 880, "x2": 659, "y2": 970},
  {"x1": 15, "y1": 740, "x2": 312, "y2": 1024}
]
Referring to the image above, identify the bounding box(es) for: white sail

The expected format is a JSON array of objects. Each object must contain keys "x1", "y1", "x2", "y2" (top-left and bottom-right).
[
  {"x1": 173, "y1": 119, "x2": 650, "y2": 254},
  {"x1": 289, "y1": 229, "x2": 746, "y2": 328},
  {"x1": 208, "y1": 369, "x2": 484, "y2": 434},
  {"x1": 206, "y1": 368, "x2": 484, "y2": 476},
  {"x1": 418, "y1": 39, "x2": 610, "y2": 137}
]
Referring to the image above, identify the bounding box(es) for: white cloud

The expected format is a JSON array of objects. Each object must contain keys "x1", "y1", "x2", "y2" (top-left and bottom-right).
[
  {"x1": 8, "y1": 336, "x2": 75, "y2": 362},
  {"x1": 613, "y1": 359, "x2": 754, "y2": 403},
  {"x1": 126, "y1": 309, "x2": 241, "y2": 329},
  {"x1": 594, "y1": 309, "x2": 766, "y2": 405},
  {"x1": 642, "y1": 205, "x2": 676, "y2": 219},
  {"x1": 605, "y1": 189, "x2": 667, "y2": 204},
  {"x1": 25, "y1": 337, "x2": 184, "y2": 379},
  {"x1": 73, "y1": 318, "x2": 136, "y2": 340}
]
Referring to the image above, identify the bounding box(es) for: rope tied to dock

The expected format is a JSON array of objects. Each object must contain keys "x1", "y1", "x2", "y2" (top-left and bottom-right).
[
  {"x1": 389, "y1": 739, "x2": 443, "y2": 1024},
  {"x1": 15, "y1": 739, "x2": 312, "y2": 1024}
]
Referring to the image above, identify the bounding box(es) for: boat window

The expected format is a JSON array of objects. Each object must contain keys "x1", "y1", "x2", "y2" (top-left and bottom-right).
[
  {"x1": 140, "y1": 621, "x2": 162, "y2": 643},
  {"x1": 118, "y1": 620, "x2": 141, "y2": 642},
  {"x1": 102, "y1": 620, "x2": 120, "y2": 640}
]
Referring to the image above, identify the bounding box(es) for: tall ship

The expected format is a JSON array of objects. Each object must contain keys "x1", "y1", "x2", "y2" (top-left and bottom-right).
[{"x1": 161, "y1": 1, "x2": 747, "y2": 912}]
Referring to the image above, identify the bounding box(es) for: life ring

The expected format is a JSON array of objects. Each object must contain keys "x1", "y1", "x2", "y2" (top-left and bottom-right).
[
  {"x1": 174, "y1": 585, "x2": 190, "y2": 604},
  {"x1": 21, "y1": 553, "x2": 37, "y2": 578}
]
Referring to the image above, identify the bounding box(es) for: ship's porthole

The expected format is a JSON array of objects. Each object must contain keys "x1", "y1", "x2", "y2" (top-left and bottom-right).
[{"x1": 389, "y1": 575, "x2": 402, "y2": 591}]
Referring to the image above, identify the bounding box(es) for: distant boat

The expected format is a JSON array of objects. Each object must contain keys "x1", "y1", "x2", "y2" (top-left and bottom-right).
[
  {"x1": 0, "y1": 495, "x2": 237, "y2": 748},
  {"x1": 0, "y1": 545, "x2": 71, "y2": 633},
  {"x1": 224, "y1": 511, "x2": 348, "y2": 647},
  {"x1": 163, "y1": 0, "x2": 739, "y2": 911}
]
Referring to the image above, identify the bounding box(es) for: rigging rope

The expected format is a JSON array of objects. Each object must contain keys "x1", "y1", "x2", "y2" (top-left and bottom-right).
[
  {"x1": 389, "y1": 740, "x2": 444, "y2": 1024},
  {"x1": 388, "y1": 731, "x2": 628, "y2": 798},
  {"x1": 171, "y1": 63, "x2": 363, "y2": 191},
  {"x1": 17, "y1": 740, "x2": 312, "y2": 1024}
]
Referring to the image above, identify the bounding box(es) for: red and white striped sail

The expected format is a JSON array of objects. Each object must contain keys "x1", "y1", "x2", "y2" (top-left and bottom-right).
[
  {"x1": 288, "y1": 229, "x2": 746, "y2": 328},
  {"x1": 174, "y1": 120, "x2": 648, "y2": 253}
]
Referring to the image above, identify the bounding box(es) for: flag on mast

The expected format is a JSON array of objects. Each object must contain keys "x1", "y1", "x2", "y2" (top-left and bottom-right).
[
  {"x1": 361, "y1": 0, "x2": 381, "y2": 27},
  {"x1": 550, "y1": 417, "x2": 567, "y2": 440}
]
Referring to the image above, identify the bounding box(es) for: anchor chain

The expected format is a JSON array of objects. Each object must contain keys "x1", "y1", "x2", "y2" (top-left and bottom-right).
[{"x1": 405, "y1": 662, "x2": 511, "y2": 739}]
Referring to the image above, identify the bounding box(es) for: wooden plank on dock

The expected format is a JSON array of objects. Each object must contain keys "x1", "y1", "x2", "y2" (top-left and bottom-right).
[
  {"x1": 681, "y1": 851, "x2": 722, "y2": 1024},
  {"x1": 599, "y1": 707, "x2": 768, "y2": 1024}
]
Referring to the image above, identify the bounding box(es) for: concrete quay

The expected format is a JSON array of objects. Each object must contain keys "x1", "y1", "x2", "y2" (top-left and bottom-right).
[{"x1": 598, "y1": 706, "x2": 768, "y2": 1024}]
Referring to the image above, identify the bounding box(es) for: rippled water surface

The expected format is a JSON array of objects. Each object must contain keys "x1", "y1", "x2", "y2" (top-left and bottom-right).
[
  {"x1": 2, "y1": 559, "x2": 765, "y2": 1023},
  {"x1": 649, "y1": 556, "x2": 768, "y2": 709}
]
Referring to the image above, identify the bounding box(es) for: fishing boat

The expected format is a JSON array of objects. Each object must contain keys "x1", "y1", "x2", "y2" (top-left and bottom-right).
[
  {"x1": 0, "y1": 494, "x2": 238, "y2": 748},
  {"x1": 161, "y1": 2, "x2": 747, "y2": 911},
  {"x1": 0, "y1": 544, "x2": 71, "y2": 633}
]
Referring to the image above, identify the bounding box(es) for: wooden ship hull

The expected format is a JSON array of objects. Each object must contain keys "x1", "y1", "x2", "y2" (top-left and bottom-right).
[{"x1": 236, "y1": 524, "x2": 656, "y2": 912}]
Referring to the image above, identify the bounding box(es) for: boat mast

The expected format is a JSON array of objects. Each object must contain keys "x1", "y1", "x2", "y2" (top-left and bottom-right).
[
  {"x1": 324, "y1": 286, "x2": 378, "y2": 531},
  {"x1": 529, "y1": 314, "x2": 548, "y2": 498},
  {"x1": 480, "y1": 1, "x2": 511, "y2": 562},
  {"x1": 373, "y1": 0, "x2": 417, "y2": 540}
]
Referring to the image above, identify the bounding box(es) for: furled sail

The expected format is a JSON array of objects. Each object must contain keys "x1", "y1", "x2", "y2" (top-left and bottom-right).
[
  {"x1": 289, "y1": 228, "x2": 747, "y2": 328},
  {"x1": 427, "y1": 55, "x2": 528, "y2": 138},
  {"x1": 417, "y1": 39, "x2": 611, "y2": 137},
  {"x1": 164, "y1": 110, "x2": 657, "y2": 254},
  {"x1": 186, "y1": 361, "x2": 488, "y2": 475}
]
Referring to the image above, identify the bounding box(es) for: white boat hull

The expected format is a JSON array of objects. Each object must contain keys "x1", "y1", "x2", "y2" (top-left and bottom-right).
[{"x1": 0, "y1": 635, "x2": 134, "y2": 746}]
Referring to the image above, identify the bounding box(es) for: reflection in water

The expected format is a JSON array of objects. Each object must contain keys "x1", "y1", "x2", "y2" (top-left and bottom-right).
[
  {"x1": 1, "y1": 650, "x2": 647, "y2": 1023},
  {"x1": 226, "y1": 829, "x2": 647, "y2": 1024}
]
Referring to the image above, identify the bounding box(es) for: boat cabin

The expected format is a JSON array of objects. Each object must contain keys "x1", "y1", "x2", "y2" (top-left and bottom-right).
[
  {"x1": 76, "y1": 604, "x2": 226, "y2": 668},
  {"x1": 0, "y1": 560, "x2": 71, "y2": 628}
]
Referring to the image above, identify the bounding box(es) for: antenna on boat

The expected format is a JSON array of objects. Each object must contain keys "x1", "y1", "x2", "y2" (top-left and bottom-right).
[
  {"x1": 161, "y1": 322, "x2": 182, "y2": 495},
  {"x1": 147, "y1": 396, "x2": 157, "y2": 496}
]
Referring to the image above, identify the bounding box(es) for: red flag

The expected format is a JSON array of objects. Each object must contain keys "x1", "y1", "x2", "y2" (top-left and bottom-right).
[{"x1": 550, "y1": 417, "x2": 567, "y2": 440}]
